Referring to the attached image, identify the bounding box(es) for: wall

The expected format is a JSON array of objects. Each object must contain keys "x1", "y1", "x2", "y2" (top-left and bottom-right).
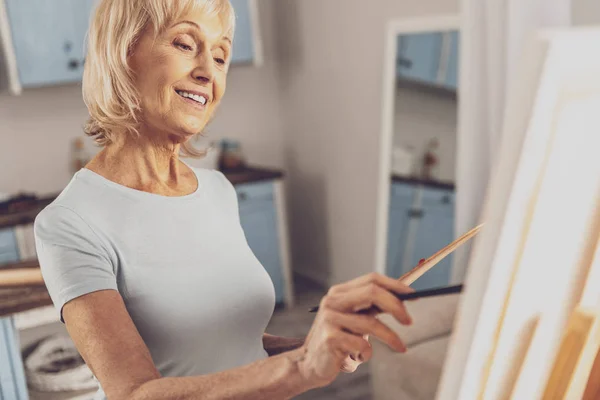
[
  {"x1": 0, "y1": 0, "x2": 285, "y2": 196},
  {"x1": 573, "y1": 0, "x2": 600, "y2": 25},
  {"x1": 274, "y1": 0, "x2": 460, "y2": 286},
  {"x1": 393, "y1": 85, "x2": 458, "y2": 182}
]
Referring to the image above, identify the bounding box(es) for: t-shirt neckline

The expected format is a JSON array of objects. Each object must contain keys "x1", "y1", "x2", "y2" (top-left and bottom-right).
[{"x1": 77, "y1": 161, "x2": 202, "y2": 201}]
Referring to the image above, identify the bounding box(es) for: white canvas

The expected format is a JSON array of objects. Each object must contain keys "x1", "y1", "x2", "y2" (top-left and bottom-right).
[{"x1": 438, "y1": 28, "x2": 600, "y2": 400}]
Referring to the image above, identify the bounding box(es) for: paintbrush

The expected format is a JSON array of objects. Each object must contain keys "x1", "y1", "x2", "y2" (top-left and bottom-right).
[
  {"x1": 308, "y1": 223, "x2": 484, "y2": 313},
  {"x1": 399, "y1": 223, "x2": 484, "y2": 285}
]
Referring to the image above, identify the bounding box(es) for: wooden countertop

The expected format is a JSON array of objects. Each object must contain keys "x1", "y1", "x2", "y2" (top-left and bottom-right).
[
  {"x1": 0, "y1": 196, "x2": 55, "y2": 230},
  {"x1": 0, "y1": 260, "x2": 52, "y2": 318},
  {"x1": 0, "y1": 286, "x2": 52, "y2": 317},
  {"x1": 222, "y1": 166, "x2": 284, "y2": 185},
  {"x1": 391, "y1": 174, "x2": 455, "y2": 191},
  {"x1": 0, "y1": 166, "x2": 285, "y2": 318}
]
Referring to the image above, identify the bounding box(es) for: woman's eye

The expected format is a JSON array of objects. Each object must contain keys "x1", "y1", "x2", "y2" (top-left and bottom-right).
[
  {"x1": 214, "y1": 58, "x2": 226, "y2": 65},
  {"x1": 175, "y1": 42, "x2": 194, "y2": 52}
]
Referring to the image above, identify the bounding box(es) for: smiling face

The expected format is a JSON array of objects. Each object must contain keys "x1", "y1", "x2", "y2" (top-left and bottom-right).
[{"x1": 128, "y1": 8, "x2": 231, "y2": 144}]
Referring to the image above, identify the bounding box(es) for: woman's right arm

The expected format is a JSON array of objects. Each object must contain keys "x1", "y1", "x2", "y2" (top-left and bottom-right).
[
  {"x1": 65, "y1": 272, "x2": 413, "y2": 400},
  {"x1": 63, "y1": 289, "x2": 314, "y2": 400}
]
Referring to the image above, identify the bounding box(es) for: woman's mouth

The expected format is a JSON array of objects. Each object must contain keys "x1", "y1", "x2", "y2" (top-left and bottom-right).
[{"x1": 175, "y1": 90, "x2": 208, "y2": 108}]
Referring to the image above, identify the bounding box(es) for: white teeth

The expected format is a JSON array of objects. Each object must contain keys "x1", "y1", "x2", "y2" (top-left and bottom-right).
[{"x1": 177, "y1": 90, "x2": 207, "y2": 105}]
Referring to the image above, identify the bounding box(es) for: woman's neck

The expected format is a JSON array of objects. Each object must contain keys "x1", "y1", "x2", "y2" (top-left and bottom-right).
[{"x1": 85, "y1": 133, "x2": 197, "y2": 197}]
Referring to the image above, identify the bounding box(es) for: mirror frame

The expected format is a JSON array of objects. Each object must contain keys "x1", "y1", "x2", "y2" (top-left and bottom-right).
[{"x1": 374, "y1": 15, "x2": 461, "y2": 279}]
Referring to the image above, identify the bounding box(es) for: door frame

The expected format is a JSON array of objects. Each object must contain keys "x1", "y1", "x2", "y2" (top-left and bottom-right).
[{"x1": 373, "y1": 15, "x2": 461, "y2": 276}]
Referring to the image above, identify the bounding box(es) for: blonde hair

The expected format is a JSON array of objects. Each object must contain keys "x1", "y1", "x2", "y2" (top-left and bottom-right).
[{"x1": 82, "y1": 0, "x2": 235, "y2": 157}]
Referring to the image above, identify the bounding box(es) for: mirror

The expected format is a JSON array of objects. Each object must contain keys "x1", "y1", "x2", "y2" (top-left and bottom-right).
[
  {"x1": 386, "y1": 29, "x2": 459, "y2": 291},
  {"x1": 371, "y1": 17, "x2": 466, "y2": 400}
]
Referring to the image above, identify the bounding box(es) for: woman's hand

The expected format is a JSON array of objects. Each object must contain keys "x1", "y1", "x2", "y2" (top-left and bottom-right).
[
  {"x1": 295, "y1": 273, "x2": 413, "y2": 387},
  {"x1": 340, "y1": 335, "x2": 370, "y2": 373}
]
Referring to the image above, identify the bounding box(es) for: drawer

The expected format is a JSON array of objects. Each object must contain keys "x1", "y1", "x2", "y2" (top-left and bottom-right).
[
  {"x1": 235, "y1": 181, "x2": 275, "y2": 203},
  {"x1": 420, "y1": 187, "x2": 455, "y2": 206},
  {"x1": 390, "y1": 182, "x2": 416, "y2": 198}
]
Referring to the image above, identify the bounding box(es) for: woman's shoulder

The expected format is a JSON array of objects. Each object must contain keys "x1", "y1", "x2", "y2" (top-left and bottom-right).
[{"x1": 191, "y1": 167, "x2": 234, "y2": 192}]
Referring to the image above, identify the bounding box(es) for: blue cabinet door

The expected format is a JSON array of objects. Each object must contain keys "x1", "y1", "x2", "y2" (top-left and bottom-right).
[
  {"x1": 0, "y1": 228, "x2": 19, "y2": 266},
  {"x1": 70, "y1": 0, "x2": 97, "y2": 68},
  {"x1": 5, "y1": 0, "x2": 92, "y2": 87},
  {"x1": 229, "y1": 0, "x2": 256, "y2": 64},
  {"x1": 386, "y1": 183, "x2": 416, "y2": 279},
  {"x1": 409, "y1": 188, "x2": 455, "y2": 290},
  {"x1": 0, "y1": 318, "x2": 28, "y2": 400},
  {"x1": 444, "y1": 31, "x2": 460, "y2": 89},
  {"x1": 236, "y1": 182, "x2": 284, "y2": 304},
  {"x1": 397, "y1": 33, "x2": 442, "y2": 85}
]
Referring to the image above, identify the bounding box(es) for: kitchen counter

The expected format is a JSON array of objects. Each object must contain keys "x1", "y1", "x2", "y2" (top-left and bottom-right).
[
  {"x1": 392, "y1": 174, "x2": 455, "y2": 191},
  {"x1": 0, "y1": 166, "x2": 285, "y2": 319},
  {"x1": 222, "y1": 166, "x2": 284, "y2": 185},
  {"x1": 0, "y1": 260, "x2": 51, "y2": 318}
]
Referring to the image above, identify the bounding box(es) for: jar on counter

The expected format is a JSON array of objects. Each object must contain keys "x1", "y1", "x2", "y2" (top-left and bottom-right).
[
  {"x1": 71, "y1": 138, "x2": 90, "y2": 173},
  {"x1": 218, "y1": 139, "x2": 246, "y2": 171}
]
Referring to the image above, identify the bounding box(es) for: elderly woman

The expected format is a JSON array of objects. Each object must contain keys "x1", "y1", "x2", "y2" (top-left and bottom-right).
[{"x1": 33, "y1": 0, "x2": 413, "y2": 399}]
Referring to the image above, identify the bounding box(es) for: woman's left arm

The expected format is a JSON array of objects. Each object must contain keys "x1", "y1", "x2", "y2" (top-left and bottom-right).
[{"x1": 262, "y1": 333, "x2": 305, "y2": 356}]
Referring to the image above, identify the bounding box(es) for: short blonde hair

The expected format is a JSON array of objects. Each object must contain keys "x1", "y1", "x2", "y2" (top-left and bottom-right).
[{"x1": 82, "y1": 0, "x2": 235, "y2": 157}]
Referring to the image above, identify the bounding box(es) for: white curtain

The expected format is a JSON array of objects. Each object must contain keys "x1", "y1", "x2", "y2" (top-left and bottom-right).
[{"x1": 451, "y1": 0, "x2": 572, "y2": 284}]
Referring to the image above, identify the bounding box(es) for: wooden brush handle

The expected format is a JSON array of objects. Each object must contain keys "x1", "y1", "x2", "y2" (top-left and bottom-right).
[{"x1": 399, "y1": 224, "x2": 484, "y2": 285}]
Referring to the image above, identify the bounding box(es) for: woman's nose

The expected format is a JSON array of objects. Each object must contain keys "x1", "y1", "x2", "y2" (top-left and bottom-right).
[{"x1": 191, "y1": 52, "x2": 215, "y2": 84}]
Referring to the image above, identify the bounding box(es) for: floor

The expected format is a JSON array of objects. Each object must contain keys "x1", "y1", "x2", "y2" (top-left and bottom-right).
[{"x1": 266, "y1": 275, "x2": 373, "y2": 400}]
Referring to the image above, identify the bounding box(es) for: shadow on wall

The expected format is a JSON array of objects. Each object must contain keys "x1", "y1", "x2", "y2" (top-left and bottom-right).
[
  {"x1": 272, "y1": 0, "x2": 305, "y2": 89},
  {"x1": 285, "y1": 148, "x2": 332, "y2": 287}
]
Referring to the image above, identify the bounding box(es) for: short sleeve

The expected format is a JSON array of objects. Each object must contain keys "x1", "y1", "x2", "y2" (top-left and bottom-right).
[{"x1": 34, "y1": 205, "x2": 118, "y2": 322}]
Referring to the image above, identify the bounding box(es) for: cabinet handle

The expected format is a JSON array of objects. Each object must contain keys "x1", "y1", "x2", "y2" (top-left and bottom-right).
[
  {"x1": 68, "y1": 59, "x2": 80, "y2": 70},
  {"x1": 407, "y1": 209, "x2": 424, "y2": 218},
  {"x1": 397, "y1": 57, "x2": 413, "y2": 69}
]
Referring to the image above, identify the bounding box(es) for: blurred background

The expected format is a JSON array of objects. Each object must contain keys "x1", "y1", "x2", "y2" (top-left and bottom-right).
[{"x1": 0, "y1": 1, "x2": 598, "y2": 399}]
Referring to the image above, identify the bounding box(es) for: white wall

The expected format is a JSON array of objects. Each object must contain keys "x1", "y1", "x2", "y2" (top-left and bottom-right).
[
  {"x1": 573, "y1": 0, "x2": 600, "y2": 25},
  {"x1": 393, "y1": 85, "x2": 458, "y2": 182},
  {"x1": 274, "y1": 0, "x2": 460, "y2": 286},
  {"x1": 0, "y1": 0, "x2": 285, "y2": 196}
]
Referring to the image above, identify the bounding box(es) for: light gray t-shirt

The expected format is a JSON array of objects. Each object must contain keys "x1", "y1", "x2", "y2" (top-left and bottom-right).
[{"x1": 34, "y1": 166, "x2": 275, "y2": 399}]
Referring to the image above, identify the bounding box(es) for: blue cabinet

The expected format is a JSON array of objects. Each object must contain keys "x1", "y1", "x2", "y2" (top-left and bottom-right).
[
  {"x1": 4, "y1": 0, "x2": 260, "y2": 88},
  {"x1": 386, "y1": 183, "x2": 416, "y2": 279},
  {"x1": 386, "y1": 182, "x2": 455, "y2": 290},
  {"x1": 229, "y1": 0, "x2": 259, "y2": 65},
  {"x1": 409, "y1": 188, "x2": 455, "y2": 290},
  {"x1": 0, "y1": 228, "x2": 19, "y2": 265},
  {"x1": 444, "y1": 31, "x2": 460, "y2": 90},
  {"x1": 0, "y1": 229, "x2": 28, "y2": 399},
  {"x1": 0, "y1": 318, "x2": 28, "y2": 400},
  {"x1": 396, "y1": 30, "x2": 460, "y2": 90},
  {"x1": 236, "y1": 181, "x2": 285, "y2": 304},
  {"x1": 4, "y1": 0, "x2": 94, "y2": 87},
  {"x1": 397, "y1": 33, "x2": 442, "y2": 84}
]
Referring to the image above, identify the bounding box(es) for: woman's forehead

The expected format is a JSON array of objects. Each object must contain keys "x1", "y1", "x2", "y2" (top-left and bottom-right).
[
  {"x1": 167, "y1": 0, "x2": 234, "y2": 38},
  {"x1": 171, "y1": 9, "x2": 231, "y2": 42}
]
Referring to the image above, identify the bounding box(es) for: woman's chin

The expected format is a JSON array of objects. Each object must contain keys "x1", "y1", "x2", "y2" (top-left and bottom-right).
[
  {"x1": 177, "y1": 116, "x2": 207, "y2": 135},
  {"x1": 175, "y1": 121, "x2": 206, "y2": 139}
]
